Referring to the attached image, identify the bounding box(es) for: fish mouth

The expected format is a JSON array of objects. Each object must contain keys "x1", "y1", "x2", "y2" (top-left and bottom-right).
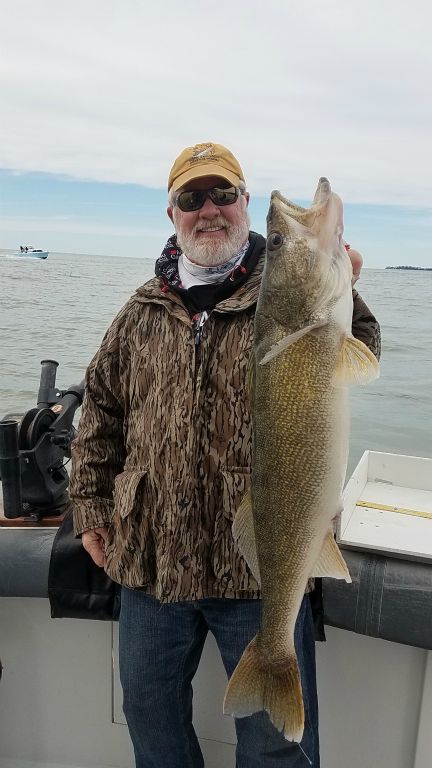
[
  {"x1": 270, "y1": 189, "x2": 291, "y2": 206},
  {"x1": 268, "y1": 187, "x2": 331, "y2": 234},
  {"x1": 266, "y1": 190, "x2": 296, "y2": 227},
  {"x1": 266, "y1": 192, "x2": 318, "y2": 282}
]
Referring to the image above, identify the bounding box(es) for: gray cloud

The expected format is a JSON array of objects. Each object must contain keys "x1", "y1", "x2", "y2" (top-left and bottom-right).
[{"x1": 1, "y1": 0, "x2": 431, "y2": 204}]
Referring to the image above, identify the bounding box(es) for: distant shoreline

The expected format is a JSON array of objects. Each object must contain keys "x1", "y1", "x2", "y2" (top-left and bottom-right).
[{"x1": 385, "y1": 266, "x2": 432, "y2": 271}]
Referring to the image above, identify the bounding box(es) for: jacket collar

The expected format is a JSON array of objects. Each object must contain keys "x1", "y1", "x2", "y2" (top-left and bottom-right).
[
  {"x1": 213, "y1": 255, "x2": 264, "y2": 313},
  {"x1": 133, "y1": 234, "x2": 265, "y2": 317}
]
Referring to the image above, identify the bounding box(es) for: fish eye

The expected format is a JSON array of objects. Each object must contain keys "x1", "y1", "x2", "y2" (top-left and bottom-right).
[{"x1": 267, "y1": 232, "x2": 284, "y2": 251}]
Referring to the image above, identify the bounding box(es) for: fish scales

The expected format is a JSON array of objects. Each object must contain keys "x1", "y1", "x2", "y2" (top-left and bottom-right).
[
  {"x1": 224, "y1": 178, "x2": 379, "y2": 742},
  {"x1": 254, "y1": 331, "x2": 347, "y2": 647}
]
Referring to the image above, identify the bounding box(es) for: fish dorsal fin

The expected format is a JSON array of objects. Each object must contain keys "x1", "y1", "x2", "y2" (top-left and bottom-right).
[
  {"x1": 259, "y1": 319, "x2": 327, "y2": 366},
  {"x1": 311, "y1": 530, "x2": 351, "y2": 582},
  {"x1": 232, "y1": 491, "x2": 261, "y2": 584},
  {"x1": 333, "y1": 335, "x2": 380, "y2": 387}
]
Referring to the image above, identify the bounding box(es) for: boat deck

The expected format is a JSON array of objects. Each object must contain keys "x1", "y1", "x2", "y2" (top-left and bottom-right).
[{"x1": 0, "y1": 487, "x2": 431, "y2": 767}]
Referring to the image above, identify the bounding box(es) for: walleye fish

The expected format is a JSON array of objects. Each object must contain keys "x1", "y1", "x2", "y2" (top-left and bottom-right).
[{"x1": 223, "y1": 178, "x2": 379, "y2": 741}]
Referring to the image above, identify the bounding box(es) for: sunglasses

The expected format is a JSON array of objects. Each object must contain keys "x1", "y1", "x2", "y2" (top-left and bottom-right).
[{"x1": 175, "y1": 185, "x2": 240, "y2": 213}]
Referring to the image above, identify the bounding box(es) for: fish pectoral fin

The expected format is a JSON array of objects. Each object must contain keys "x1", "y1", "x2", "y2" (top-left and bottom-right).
[
  {"x1": 232, "y1": 491, "x2": 261, "y2": 584},
  {"x1": 259, "y1": 319, "x2": 327, "y2": 366},
  {"x1": 311, "y1": 530, "x2": 351, "y2": 582},
  {"x1": 333, "y1": 335, "x2": 380, "y2": 387}
]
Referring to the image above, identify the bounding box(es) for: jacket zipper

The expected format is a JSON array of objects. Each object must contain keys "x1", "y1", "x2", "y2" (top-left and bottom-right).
[{"x1": 193, "y1": 310, "x2": 209, "y2": 346}]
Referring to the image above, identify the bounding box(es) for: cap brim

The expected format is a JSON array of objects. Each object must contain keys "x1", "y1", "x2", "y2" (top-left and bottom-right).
[{"x1": 170, "y1": 164, "x2": 241, "y2": 192}]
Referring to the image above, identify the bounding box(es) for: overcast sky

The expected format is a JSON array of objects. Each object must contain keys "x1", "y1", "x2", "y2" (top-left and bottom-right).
[{"x1": 1, "y1": 0, "x2": 431, "y2": 266}]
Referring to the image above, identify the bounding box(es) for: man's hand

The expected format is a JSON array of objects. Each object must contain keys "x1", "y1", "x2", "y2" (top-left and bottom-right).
[
  {"x1": 349, "y1": 248, "x2": 363, "y2": 286},
  {"x1": 345, "y1": 243, "x2": 364, "y2": 286},
  {"x1": 82, "y1": 526, "x2": 109, "y2": 567}
]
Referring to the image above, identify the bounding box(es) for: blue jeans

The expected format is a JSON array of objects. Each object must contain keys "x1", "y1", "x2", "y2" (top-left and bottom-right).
[{"x1": 119, "y1": 589, "x2": 319, "y2": 768}]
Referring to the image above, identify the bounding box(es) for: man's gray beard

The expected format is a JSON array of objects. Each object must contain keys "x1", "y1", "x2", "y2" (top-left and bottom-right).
[{"x1": 174, "y1": 211, "x2": 250, "y2": 267}]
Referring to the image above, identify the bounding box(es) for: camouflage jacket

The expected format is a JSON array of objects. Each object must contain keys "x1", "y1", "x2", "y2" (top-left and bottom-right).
[{"x1": 70, "y1": 255, "x2": 381, "y2": 602}]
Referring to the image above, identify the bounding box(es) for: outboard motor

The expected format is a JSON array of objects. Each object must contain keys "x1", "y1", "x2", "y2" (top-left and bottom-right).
[{"x1": 0, "y1": 360, "x2": 84, "y2": 522}]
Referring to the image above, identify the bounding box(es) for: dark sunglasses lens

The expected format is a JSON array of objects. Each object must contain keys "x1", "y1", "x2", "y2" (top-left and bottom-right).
[
  {"x1": 208, "y1": 187, "x2": 238, "y2": 206},
  {"x1": 177, "y1": 190, "x2": 206, "y2": 212},
  {"x1": 176, "y1": 186, "x2": 239, "y2": 212}
]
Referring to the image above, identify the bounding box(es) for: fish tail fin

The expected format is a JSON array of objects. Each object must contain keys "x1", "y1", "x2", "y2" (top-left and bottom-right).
[{"x1": 223, "y1": 635, "x2": 305, "y2": 742}]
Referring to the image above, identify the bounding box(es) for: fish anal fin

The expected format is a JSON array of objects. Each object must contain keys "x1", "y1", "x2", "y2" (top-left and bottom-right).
[
  {"x1": 311, "y1": 530, "x2": 351, "y2": 582},
  {"x1": 223, "y1": 637, "x2": 305, "y2": 743},
  {"x1": 333, "y1": 335, "x2": 380, "y2": 387},
  {"x1": 232, "y1": 491, "x2": 261, "y2": 584}
]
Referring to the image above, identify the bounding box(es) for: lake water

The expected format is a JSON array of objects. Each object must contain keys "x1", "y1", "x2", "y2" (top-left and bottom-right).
[{"x1": 1, "y1": 250, "x2": 431, "y2": 477}]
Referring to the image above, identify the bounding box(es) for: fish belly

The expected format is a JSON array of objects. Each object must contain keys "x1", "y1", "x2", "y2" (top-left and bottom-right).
[{"x1": 253, "y1": 334, "x2": 347, "y2": 653}]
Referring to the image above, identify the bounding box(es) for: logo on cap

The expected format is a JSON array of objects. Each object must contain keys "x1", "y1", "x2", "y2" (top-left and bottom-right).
[{"x1": 190, "y1": 143, "x2": 219, "y2": 166}]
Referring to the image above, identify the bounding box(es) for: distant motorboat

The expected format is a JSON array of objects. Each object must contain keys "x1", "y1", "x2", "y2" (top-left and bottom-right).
[{"x1": 17, "y1": 246, "x2": 49, "y2": 259}]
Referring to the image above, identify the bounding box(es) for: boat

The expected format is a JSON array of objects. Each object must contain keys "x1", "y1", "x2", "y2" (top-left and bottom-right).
[
  {"x1": 17, "y1": 246, "x2": 49, "y2": 259},
  {"x1": 0, "y1": 367, "x2": 431, "y2": 768}
]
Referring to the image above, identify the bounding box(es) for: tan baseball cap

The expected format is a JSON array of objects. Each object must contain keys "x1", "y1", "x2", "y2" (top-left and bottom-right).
[{"x1": 168, "y1": 142, "x2": 245, "y2": 192}]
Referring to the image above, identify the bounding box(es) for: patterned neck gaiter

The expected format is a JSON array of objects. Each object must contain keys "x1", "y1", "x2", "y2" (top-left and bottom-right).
[{"x1": 155, "y1": 234, "x2": 249, "y2": 290}]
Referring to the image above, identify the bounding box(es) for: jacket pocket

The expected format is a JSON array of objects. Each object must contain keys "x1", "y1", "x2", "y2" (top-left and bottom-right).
[{"x1": 113, "y1": 469, "x2": 147, "y2": 520}]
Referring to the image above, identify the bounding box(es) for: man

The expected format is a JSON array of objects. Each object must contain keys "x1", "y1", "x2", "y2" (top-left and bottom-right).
[{"x1": 70, "y1": 142, "x2": 381, "y2": 768}]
